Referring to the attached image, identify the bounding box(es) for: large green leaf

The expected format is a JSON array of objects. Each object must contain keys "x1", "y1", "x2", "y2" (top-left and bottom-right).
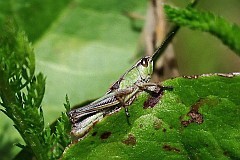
[{"x1": 62, "y1": 73, "x2": 240, "y2": 159}]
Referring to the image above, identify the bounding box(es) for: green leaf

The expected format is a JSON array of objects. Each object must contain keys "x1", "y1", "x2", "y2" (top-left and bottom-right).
[
  {"x1": 62, "y1": 73, "x2": 240, "y2": 159},
  {"x1": 164, "y1": 5, "x2": 240, "y2": 55}
]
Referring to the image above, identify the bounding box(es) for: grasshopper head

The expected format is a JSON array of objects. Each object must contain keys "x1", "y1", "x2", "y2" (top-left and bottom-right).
[{"x1": 137, "y1": 56, "x2": 153, "y2": 82}]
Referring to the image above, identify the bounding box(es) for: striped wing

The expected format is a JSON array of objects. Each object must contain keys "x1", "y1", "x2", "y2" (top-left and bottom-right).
[{"x1": 68, "y1": 92, "x2": 120, "y2": 123}]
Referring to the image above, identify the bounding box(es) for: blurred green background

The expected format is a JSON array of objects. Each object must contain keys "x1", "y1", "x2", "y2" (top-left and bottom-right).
[{"x1": 0, "y1": 0, "x2": 240, "y2": 159}]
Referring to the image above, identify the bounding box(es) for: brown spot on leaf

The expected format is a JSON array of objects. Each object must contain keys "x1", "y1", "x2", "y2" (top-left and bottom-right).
[
  {"x1": 153, "y1": 119, "x2": 162, "y2": 130},
  {"x1": 144, "y1": 86, "x2": 162, "y2": 108},
  {"x1": 144, "y1": 94, "x2": 162, "y2": 108},
  {"x1": 223, "y1": 151, "x2": 230, "y2": 157},
  {"x1": 100, "y1": 131, "x2": 111, "y2": 140},
  {"x1": 92, "y1": 131, "x2": 97, "y2": 136},
  {"x1": 181, "y1": 121, "x2": 190, "y2": 127},
  {"x1": 122, "y1": 134, "x2": 136, "y2": 146},
  {"x1": 163, "y1": 144, "x2": 180, "y2": 152},
  {"x1": 183, "y1": 75, "x2": 199, "y2": 79},
  {"x1": 144, "y1": 85, "x2": 173, "y2": 109},
  {"x1": 181, "y1": 99, "x2": 204, "y2": 127}
]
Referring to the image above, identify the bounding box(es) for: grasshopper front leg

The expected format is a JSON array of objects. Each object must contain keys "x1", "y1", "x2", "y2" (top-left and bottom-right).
[
  {"x1": 114, "y1": 86, "x2": 141, "y2": 122},
  {"x1": 113, "y1": 83, "x2": 173, "y2": 119},
  {"x1": 105, "y1": 86, "x2": 140, "y2": 117},
  {"x1": 136, "y1": 82, "x2": 173, "y2": 96}
]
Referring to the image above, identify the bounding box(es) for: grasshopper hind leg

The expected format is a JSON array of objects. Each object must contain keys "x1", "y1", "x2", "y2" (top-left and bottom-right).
[
  {"x1": 124, "y1": 108, "x2": 130, "y2": 117},
  {"x1": 124, "y1": 107, "x2": 131, "y2": 125},
  {"x1": 120, "y1": 95, "x2": 137, "y2": 124}
]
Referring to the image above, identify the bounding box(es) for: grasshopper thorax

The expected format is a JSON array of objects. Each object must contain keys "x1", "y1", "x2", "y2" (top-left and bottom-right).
[{"x1": 107, "y1": 56, "x2": 153, "y2": 94}]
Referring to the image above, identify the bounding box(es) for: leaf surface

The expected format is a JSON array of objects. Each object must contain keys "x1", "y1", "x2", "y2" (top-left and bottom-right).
[{"x1": 62, "y1": 73, "x2": 240, "y2": 160}]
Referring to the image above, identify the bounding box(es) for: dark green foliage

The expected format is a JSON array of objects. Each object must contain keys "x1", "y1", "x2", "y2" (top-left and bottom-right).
[
  {"x1": 0, "y1": 20, "x2": 47, "y2": 160},
  {"x1": 0, "y1": 0, "x2": 72, "y2": 42},
  {"x1": 164, "y1": 5, "x2": 240, "y2": 55},
  {"x1": 0, "y1": 22, "x2": 71, "y2": 160},
  {"x1": 44, "y1": 96, "x2": 71, "y2": 159}
]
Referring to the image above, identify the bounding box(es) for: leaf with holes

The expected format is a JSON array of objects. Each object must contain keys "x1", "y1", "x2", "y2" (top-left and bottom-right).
[{"x1": 62, "y1": 73, "x2": 240, "y2": 159}]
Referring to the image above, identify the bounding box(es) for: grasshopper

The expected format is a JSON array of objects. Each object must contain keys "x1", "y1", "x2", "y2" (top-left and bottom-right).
[{"x1": 68, "y1": 56, "x2": 172, "y2": 138}]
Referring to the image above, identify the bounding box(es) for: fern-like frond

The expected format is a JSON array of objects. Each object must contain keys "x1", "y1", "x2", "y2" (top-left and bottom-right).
[{"x1": 164, "y1": 5, "x2": 240, "y2": 55}]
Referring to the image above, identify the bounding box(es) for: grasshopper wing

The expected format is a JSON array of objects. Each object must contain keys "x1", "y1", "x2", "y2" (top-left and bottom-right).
[{"x1": 68, "y1": 92, "x2": 120, "y2": 124}]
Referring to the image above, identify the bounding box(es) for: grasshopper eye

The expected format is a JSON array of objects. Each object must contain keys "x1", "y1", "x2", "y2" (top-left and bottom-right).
[{"x1": 140, "y1": 58, "x2": 149, "y2": 67}]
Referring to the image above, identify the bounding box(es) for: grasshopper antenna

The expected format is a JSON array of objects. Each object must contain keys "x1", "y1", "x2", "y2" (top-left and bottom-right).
[
  {"x1": 152, "y1": 26, "x2": 179, "y2": 62},
  {"x1": 152, "y1": 0, "x2": 199, "y2": 63}
]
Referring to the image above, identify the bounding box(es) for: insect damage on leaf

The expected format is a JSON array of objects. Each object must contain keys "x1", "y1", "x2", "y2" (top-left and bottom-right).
[
  {"x1": 183, "y1": 75, "x2": 199, "y2": 79},
  {"x1": 122, "y1": 134, "x2": 137, "y2": 146},
  {"x1": 143, "y1": 85, "x2": 164, "y2": 109},
  {"x1": 100, "y1": 131, "x2": 112, "y2": 140},
  {"x1": 183, "y1": 72, "x2": 240, "y2": 79},
  {"x1": 91, "y1": 131, "x2": 97, "y2": 136},
  {"x1": 217, "y1": 73, "x2": 239, "y2": 78},
  {"x1": 181, "y1": 99, "x2": 205, "y2": 127},
  {"x1": 162, "y1": 144, "x2": 181, "y2": 153},
  {"x1": 143, "y1": 85, "x2": 173, "y2": 108},
  {"x1": 153, "y1": 118, "x2": 162, "y2": 130}
]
